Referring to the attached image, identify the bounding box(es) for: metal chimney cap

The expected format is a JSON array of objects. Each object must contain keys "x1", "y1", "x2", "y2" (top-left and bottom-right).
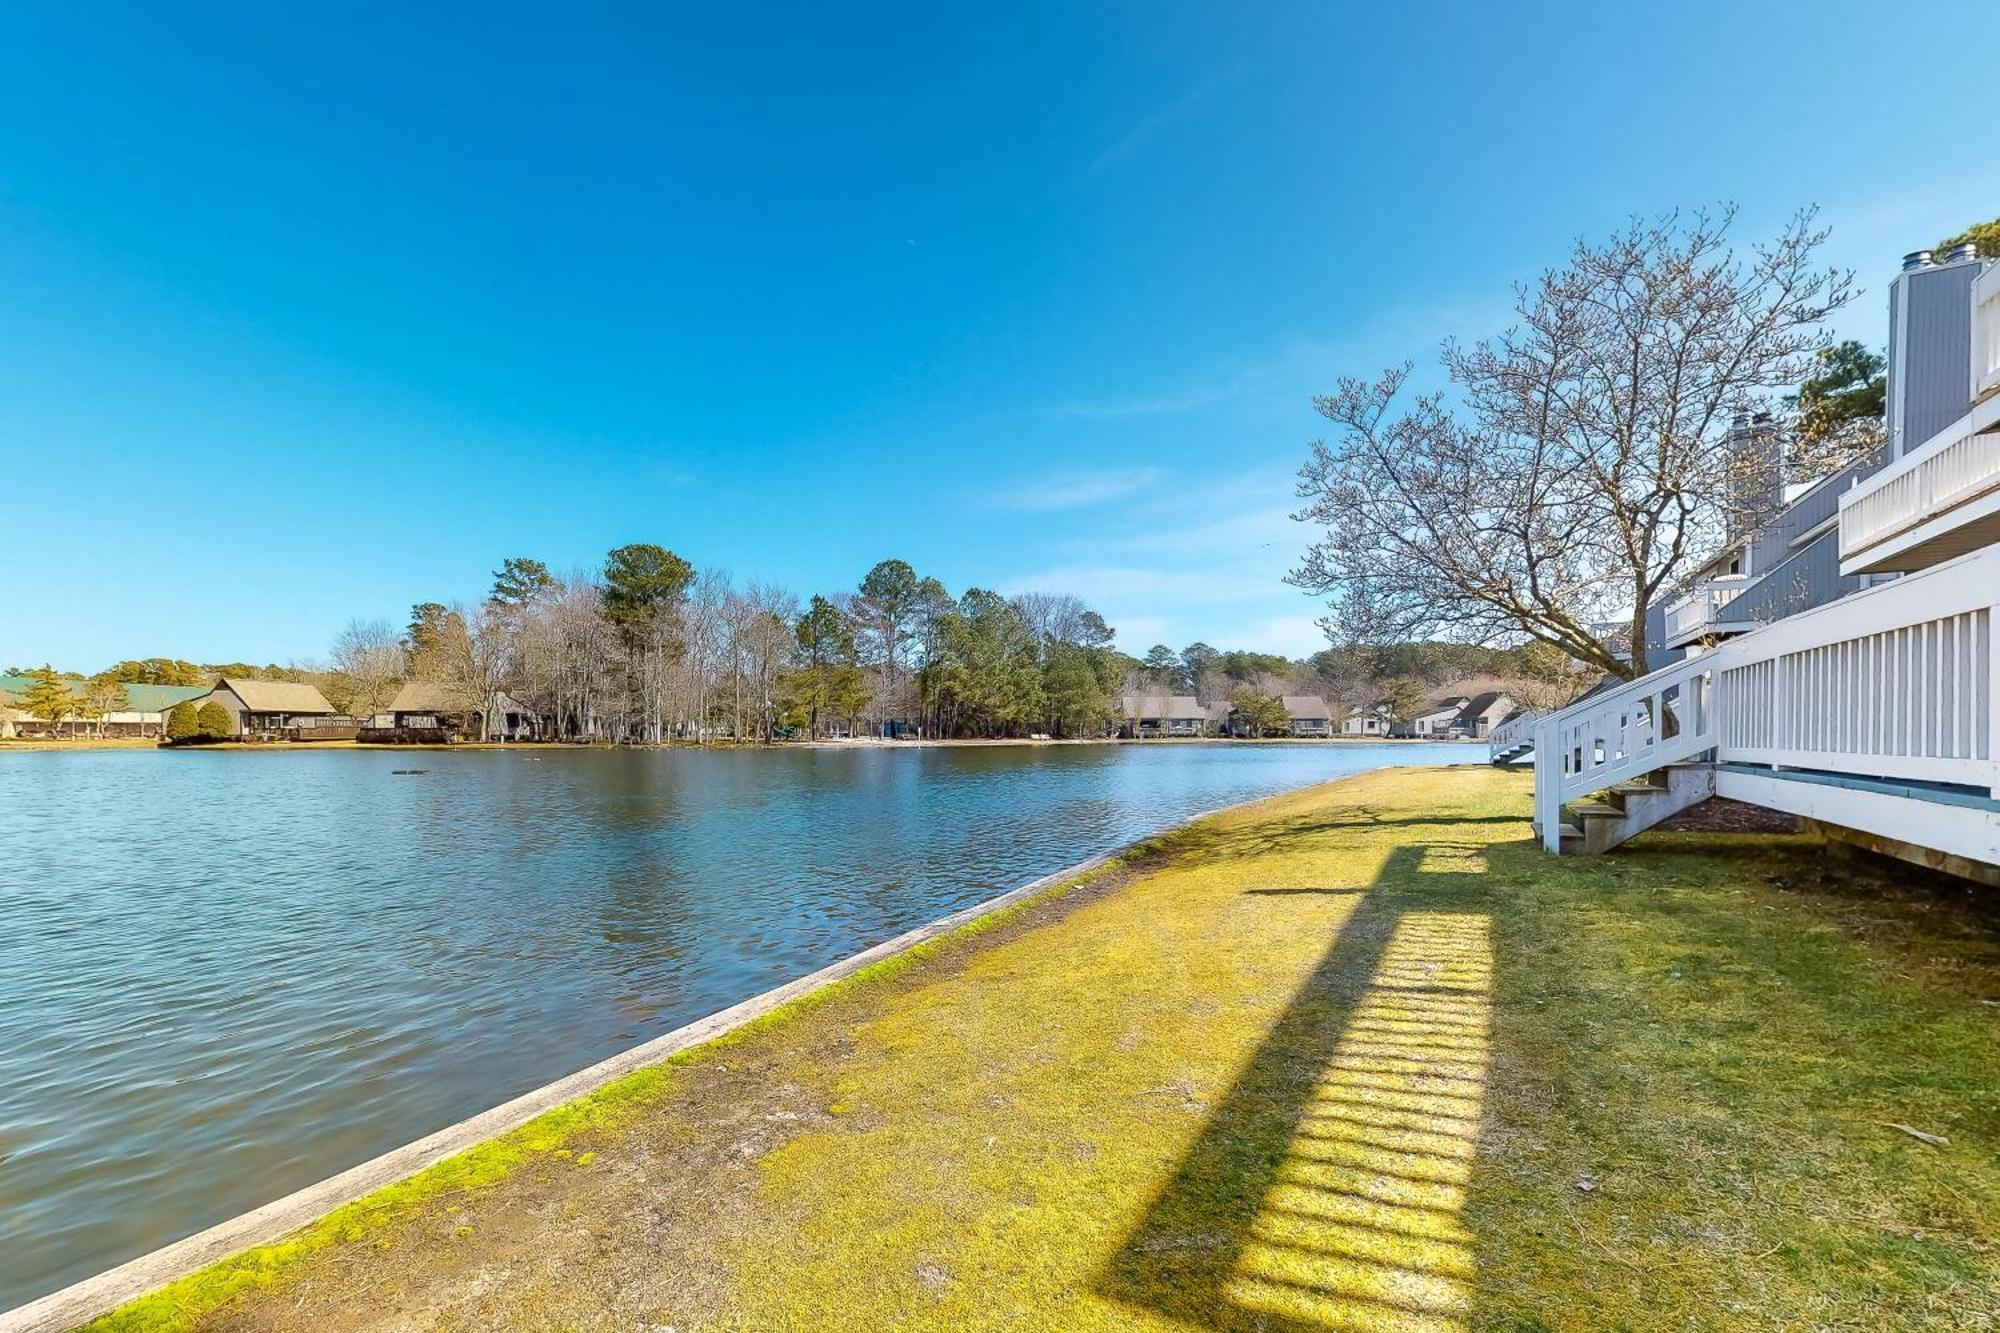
[
  {"x1": 1902, "y1": 249, "x2": 1934, "y2": 271},
  {"x1": 1946, "y1": 242, "x2": 1981, "y2": 263}
]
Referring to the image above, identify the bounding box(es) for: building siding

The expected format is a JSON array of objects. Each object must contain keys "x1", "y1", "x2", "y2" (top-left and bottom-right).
[{"x1": 1889, "y1": 259, "x2": 1983, "y2": 460}]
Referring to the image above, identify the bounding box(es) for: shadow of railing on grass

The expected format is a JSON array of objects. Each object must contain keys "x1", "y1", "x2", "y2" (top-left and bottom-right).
[
  {"x1": 1162, "y1": 813, "x2": 1528, "y2": 872},
  {"x1": 1098, "y1": 843, "x2": 1495, "y2": 1333}
]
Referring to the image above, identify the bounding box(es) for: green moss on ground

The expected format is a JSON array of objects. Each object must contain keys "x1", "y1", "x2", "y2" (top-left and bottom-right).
[{"x1": 82, "y1": 766, "x2": 2000, "y2": 1331}]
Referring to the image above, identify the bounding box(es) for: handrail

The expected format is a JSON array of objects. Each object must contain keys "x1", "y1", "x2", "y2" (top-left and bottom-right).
[
  {"x1": 1487, "y1": 710, "x2": 1537, "y2": 762},
  {"x1": 1711, "y1": 542, "x2": 2000, "y2": 793},
  {"x1": 1976, "y1": 262, "x2": 2000, "y2": 402},
  {"x1": 1532, "y1": 659, "x2": 1716, "y2": 851},
  {"x1": 1665, "y1": 578, "x2": 1751, "y2": 642},
  {"x1": 1839, "y1": 393, "x2": 2000, "y2": 560},
  {"x1": 1530, "y1": 542, "x2": 2000, "y2": 854}
]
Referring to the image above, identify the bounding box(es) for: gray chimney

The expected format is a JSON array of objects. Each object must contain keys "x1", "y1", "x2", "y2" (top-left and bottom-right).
[
  {"x1": 1886, "y1": 250, "x2": 1984, "y2": 459},
  {"x1": 1946, "y1": 242, "x2": 1981, "y2": 264}
]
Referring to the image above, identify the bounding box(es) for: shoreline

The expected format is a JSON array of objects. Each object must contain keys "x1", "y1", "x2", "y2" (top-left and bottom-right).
[
  {"x1": 17, "y1": 764, "x2": 1992, "y2": 1330},
  {"x1": 0, "y1": 770, "x2": 1394, "y2": 1332},
  {"x1": 0, "y1": 735, "x2": 1471, "y2": 754}
]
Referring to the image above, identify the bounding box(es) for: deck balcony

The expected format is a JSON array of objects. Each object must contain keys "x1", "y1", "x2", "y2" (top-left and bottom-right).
[
  {"x1": 1979, "y1": 254, "x2": 2000, "y2": 406},
  {"x1": 1840, "y1": 265, "x2": 2000, "y2": 578},
  {"x1": 1663, "y1": 576, "x2": 1756, "y2": 648},
  {"x1": 1839, "y1": 394, "x2": 2000, "y2": 575}
]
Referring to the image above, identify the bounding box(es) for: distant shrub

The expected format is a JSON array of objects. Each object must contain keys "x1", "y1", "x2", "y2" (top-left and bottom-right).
[
  {"x1": 196, "y1": 701, "x2": 234, "y2": 741},
  {"x1": 164, "y1": 702, "x2": 199, "y2": 743}
]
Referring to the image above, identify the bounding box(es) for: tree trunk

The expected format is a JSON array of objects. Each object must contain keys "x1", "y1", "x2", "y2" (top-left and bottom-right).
[{"x1": 1628, "y1": 598, "x2": 1651, "y2": 678}]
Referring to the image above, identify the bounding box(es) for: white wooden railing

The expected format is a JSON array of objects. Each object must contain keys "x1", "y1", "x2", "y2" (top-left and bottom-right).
[
  {"x1": 1975, "y1": 260, "x2": 2000, "y2": 405},
  {"x1": 1532, "y1": 543, "x2": 2000, "y2": 851},
  {"x1": 1712, "y1": 542, "x2": 1998, "y2": 793},
  {"x1": 1841, "y1": 393, "x2": 2000, "y2": 566},
  {"x1": 1533, "y1": 658, "x2": 1716, "y2": 850},
  {"x1": 1665, "y1": 578, "x2": 1751, "y2": 643},
  {"x1": 1487, "y1": 710, "x2": 1536, "y2": 762}
]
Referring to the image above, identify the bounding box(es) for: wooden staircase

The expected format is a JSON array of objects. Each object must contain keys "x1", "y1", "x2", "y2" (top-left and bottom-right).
[
  {"x1": 1541, "y1": 763, "x2": 1715, "y2": 854},
  {"x1": 1486, "y1": 712, "x2": 1537, "y2": 767}
]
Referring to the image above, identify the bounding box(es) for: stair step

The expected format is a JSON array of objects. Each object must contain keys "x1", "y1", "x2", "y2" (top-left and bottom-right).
[
  {"x1": 1570, "y1": 800, "x2": 1623, "y2": 819},
  {"x1": 1612, "y1": 782, "x2": 1669, "y2": 796},
  {"x1": 1557, "y1": 823, "x2": 1584, "y2": 841}
]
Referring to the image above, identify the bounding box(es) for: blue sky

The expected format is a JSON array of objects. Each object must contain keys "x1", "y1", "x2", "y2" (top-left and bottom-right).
[{"x1": 3, "y1": 2, "x2": 1996, "y2": 670}]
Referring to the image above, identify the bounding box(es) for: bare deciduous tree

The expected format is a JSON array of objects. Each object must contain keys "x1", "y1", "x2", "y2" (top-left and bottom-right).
[
  {"x1": 330, "y1": 618, "x2": 404, "y2": 718},
  {"x1": 1290, "y1": 207, "x2": 1856, "y2": 678}
]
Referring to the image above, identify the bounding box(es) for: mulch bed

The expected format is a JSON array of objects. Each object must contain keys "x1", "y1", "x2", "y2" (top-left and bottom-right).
[{"x1": 1653, "y1": 796, "x2": 1801, "y2": 834}]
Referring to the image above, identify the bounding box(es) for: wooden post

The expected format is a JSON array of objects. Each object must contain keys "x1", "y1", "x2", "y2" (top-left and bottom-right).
[{"x1": 1989, "y1": 600, "x2": 2000, "y2": 797}]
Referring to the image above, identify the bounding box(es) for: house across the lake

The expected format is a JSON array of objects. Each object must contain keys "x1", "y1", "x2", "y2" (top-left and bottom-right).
[
  {"x1": 1281, "y1": 695, "x2": 1335, "y2": 738},
  {"x1": 1409, "y1": 697, "x2": 1468, "y2": 737},
  {"x1": 1451, "y1": 691, "x2": 1519, "y2": 740},
  {"x1": 1119, "y1": 695, "x2": 1207, "y2": 738},
  {"x1": 373, "y1": 681, "x2": 542, "y2": 741},
  {"x1": 1400, "y1": 691, "x2": 1521, "y2": 739},
  {"x1": 0, "y1": 675, "x2": 209, "y2": 738},
  {"x1": 1339, "y1": 702, "x2": 1394, "y2": 736},
  {"x1": 189, "y1": 677, "x2": 340, "y2": 738}
]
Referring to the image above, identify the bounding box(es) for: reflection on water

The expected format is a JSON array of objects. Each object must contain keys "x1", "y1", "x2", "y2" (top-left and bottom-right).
[{"x1": 0, "y1": 741, "x2": 1477, "y2": 1309}]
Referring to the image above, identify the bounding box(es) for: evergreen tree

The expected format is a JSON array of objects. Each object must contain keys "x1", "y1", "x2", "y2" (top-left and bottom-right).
[
  {"x1": 1379, "y1": 675, "x2": 1432, "y2": 722},
  {"x1": 1180, "y1": 642, "x2": 1219, "y2": 687},
  {"x1": 19, "y1": 666, "x2": 75, "y2": 730},
  {"x1": 1042, "y1": 642, "x2": 1119, "y2": 738},
  {"x1": 196, "y1": 701, "x2": 234, "y2": 740},
  {"x1": 165, "y1": 701, "x2": 199, "y2": 742},
  {"x1": 1229, "y1": 690, "x2": 1290, "y2": 738},
  {"x1": 921, "y1": 591, "x2": 1046, "y2": 736},
  {"x1": 1140, "y1": 644, "x2": 1183, "y2": 691},
  {"x1": 1787, "y1": 339, "x2": 1887, "y2": 476},
  {"x1": 602, "y1": 544, "x2": 695, "y2": 629},
  {"x1": 106, "y1": 658, "x2": 205, "y2": 686},
  {"x1": 490, "y1": 557, "x2": 555, "y2": 608},
  {"x1": 787, "y1": 595, "x2": 868, "y2": 737},
  {"x1": 403, "y1": 603, "x2": 462, "y2": 680}
]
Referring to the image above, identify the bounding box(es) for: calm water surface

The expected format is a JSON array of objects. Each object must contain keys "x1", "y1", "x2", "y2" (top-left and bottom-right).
[{"x1": 0, "y1": 742, "x2": 1480, "y2": 1308}]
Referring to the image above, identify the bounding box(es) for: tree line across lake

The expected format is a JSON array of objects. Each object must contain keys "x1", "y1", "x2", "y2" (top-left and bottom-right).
[{"x1": 10, "y1": 552, "x2": 1581, "y2": 743}]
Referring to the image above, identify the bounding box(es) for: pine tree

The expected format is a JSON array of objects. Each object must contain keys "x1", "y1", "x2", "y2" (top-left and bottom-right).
[
  {"x1": 1229, "y1": 690, "x2": 1290, "y2": 738},
  {"x1": 19, "y1": 666, "x2": 76, "y2": 731}
]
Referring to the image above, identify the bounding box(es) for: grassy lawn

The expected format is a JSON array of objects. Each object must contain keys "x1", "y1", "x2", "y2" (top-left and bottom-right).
[{"x1": 90, "y1": 765, "x2": 1998, "y2": 1331}]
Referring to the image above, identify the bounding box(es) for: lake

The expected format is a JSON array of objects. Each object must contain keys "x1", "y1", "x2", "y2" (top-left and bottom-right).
[{"x1": 0, "y1": 741, "x2": 1482, "y2": 1309}]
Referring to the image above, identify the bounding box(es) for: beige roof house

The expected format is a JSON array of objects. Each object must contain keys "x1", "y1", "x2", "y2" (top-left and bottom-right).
[
  {"x1": 1119, "y1": 694, "x2": 1208, "y2": 735},
  {"x1": 386, "y1": 680, "x2": 469, "y2": 715},
  {"x1": 1119, "y1": 695, "x2": 1208, "y2": 722},
  {"x1": 190, "y1": 677, "x2": 338, "y2": 736},
  {"x1": 220, "y1": 678, "x2": 336, "y2": 714},
  {"x1": 382, "y1": 681, "x2": 542, "y2": 739}
]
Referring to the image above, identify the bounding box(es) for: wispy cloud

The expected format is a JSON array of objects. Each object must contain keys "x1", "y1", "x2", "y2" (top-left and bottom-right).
[
  {"x1": 1245, "y1": 615, "x2": 1329, "y2": 656},
  {"x1": 996, "y1": 469, "x2": 1330, "y2": 654},
  {"x1": 1082, "y1": 63, "x2": 1243, "y2": 182},
  {"x1": 988, "y1": 466, "x2": 1172, "y2": 511},
  {"x1": 1045, "y1": 299, "x2": 1515, "y2": 423},
  {"x1": 1052, "y1": 382, "x2": 1246, "y2": 420}
]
